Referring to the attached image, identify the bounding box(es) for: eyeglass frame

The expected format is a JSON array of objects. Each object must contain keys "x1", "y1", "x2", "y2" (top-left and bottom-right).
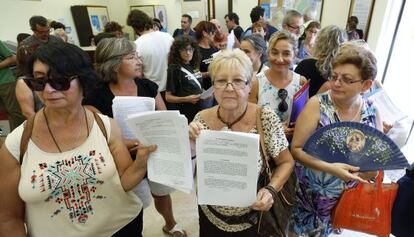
[
  {"x1": 179, "y1": 47, "x2": 195, "y2": 53},
  {"x1": 329, "y1": 74, "x2": 364, "y2": 85},
  {"x1": 213, "y1": 79, "x2": 250, "y2": 90}
]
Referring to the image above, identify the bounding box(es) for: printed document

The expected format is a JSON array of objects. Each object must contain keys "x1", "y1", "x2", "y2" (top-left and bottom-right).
[
  {"x1": 126, "y1": 111, "x2": 193, "y2": 193},
  {"x1": 196, "y1": 130, "x2": 259, "y2": 207}
]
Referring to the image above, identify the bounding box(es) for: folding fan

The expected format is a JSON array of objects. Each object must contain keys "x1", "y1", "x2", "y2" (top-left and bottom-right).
[{"x1": 303, "y1": 121, "x2": 409, "y2": 172}]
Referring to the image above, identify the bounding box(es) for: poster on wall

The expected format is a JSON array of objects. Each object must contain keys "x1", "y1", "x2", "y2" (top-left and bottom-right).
[
  {"x1": 130, "y1": 5, "x2": 155, "y2": 18},
  {"x1": 259, "y1": 0, "x2": 323, "y2": 29},
  {"x1": 87, "y1": 6, "x2": 110, "y2": 35},
  {"x1": 154, "y1": 5, "x2": 168, "y2": 31}
]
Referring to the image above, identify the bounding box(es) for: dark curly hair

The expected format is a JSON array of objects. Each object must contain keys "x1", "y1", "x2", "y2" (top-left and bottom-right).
[
  {"x1": 168, "y1": 36, "x2": 200, "y2": 68},
  {"x1": 25, "y1": 42, "x2": 100, "y2": 96},
  {"x1": 104, "y1": 21, "x2": 123, "y2": 33},
  {"x1": 193, "y1": 21, "x2": 216, "y2": 41},
  {"x1": 250, "y1": 6, "x2": 265, "y2": 24},
  {"x1": 127, "y1": 10, "x2": 153, "y2": 35}
]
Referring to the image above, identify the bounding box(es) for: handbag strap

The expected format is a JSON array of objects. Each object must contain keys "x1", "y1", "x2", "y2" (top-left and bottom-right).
[
  {"x1": 256, "y1": 106, "x2": 271, "y2": 178},
  {"x1": 19, "y1": 114, "x2": 36, "y2": 165}
]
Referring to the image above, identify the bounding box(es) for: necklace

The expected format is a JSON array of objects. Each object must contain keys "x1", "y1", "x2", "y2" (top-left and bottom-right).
[
  {"x1": 217, "y1": 105, "x2": 248, "y2": 130},
  {"x1": 43, "y1": 107, "x2": 89, "y2": 152},
  {"x1": 331, "y1": 92, "x2": 362, "y2": 122}
]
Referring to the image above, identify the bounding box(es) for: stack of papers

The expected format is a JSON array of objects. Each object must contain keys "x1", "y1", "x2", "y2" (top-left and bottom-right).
[
  {"x1": 112, "y1": 96, "x2": 155, "y2": 139},
  {"x1": 196, "y1": 130, "x2": 259, "y2": 207},
  {"x1": 126, "y1": 111, "x2": 193, "y2": 193}
]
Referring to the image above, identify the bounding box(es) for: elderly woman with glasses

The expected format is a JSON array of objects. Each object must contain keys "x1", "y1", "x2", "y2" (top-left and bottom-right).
[
  {"x1": 189, "y1": 49, "x2": 294, "y2": 236},
  {"x1": 288, "y1": 44, "x2": 383, "y2": 237},
  {"x1": 83, "y1": 38, "x2": 188, "y2": 237},
  {"x1": 0, "y1": 42, "x2": 156, "y2": 237},
  {"x1": 249, "y1": 31, "x2": 307, "y2": 139}
]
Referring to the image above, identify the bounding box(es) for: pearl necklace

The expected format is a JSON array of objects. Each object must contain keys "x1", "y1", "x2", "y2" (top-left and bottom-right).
[{"x1": 331, "y1": 92, "x2": 363, "y2": 122}]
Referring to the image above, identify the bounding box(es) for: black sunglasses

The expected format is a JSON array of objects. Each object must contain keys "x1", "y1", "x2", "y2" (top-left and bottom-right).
[
  {"x1": 23, "y1": 75, "x2": 78, "y2": 91},
  {"x1": 277, "y1": 89, "x2": 288, "y2": 112}
]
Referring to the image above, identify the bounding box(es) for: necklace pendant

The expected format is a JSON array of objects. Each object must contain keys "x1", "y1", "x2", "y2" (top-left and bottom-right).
[{"x1": 221, "y1": 126, "x2": 231, "y2": 131}]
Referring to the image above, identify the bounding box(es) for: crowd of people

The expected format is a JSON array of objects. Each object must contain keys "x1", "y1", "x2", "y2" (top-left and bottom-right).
[{"x1": 0, "y1": 4, "x2": 407, "y2": 237}]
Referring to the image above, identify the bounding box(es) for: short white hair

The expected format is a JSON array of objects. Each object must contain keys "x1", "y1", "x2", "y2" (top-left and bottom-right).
[{"x1": 209, "y1": 49, "x2": 253, "y2": 83}]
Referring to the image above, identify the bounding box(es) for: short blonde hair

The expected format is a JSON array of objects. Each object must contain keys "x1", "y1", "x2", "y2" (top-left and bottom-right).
[
  {"x1": 208, "y1": 49, "x2": 253, "y2": 83},
  {"x1": 268, "y1": 30, "x2": 297, "y2": 53}
]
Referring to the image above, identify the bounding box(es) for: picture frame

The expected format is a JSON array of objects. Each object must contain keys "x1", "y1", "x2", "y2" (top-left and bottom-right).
[
  {"x1": 130, "y1": 5, "x2": 155, "y2": 19},
  {"x1": 348, "y1": 0, "x2": 375, "y2": 40},
  {"x1": 258, "y1": 0, "x2": 324, "y2": 28},
  {"x1": 86, "y1": 6, "x2": 110, "y2": 35},
  {"x1": 154, "y1": 5, "x2": 168, "y2": 30}
]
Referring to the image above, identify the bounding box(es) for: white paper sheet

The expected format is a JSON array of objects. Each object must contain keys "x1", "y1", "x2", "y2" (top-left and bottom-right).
[
  {"x1": 112, "y1": 96, "x2": 155, "y2": 139},
  {"x1": 200, "y1": 86, "x2": 214, "y2": 100},
  {"x1": 196, "y1": 130, "x2": 259, "y2": 207},
  {"x1": 126, "y1": 111, "x2": 193, "y2": 193}
]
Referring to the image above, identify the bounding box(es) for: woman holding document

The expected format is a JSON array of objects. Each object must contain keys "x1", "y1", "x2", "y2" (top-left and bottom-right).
[
  {"x1": 83, "y1": 38, "x2": 188, "y2": 237},
  {"x1": 0, "y1": 42, "x2": 156, "y2": 236},
  {"x1": 248, "y1": 31, "x2": 307, "y2": 139},
  {"x1": 289, "y1": 44, "x2": 382, "y2": 237},
  {"x1": 189, "y1": 49, "x2": 295, "y2": 236},
  {"x1": 166, "y1": 35, "x2": 205, "y2": 122}
]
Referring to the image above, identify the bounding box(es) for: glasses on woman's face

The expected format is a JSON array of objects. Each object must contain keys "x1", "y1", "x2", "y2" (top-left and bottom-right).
[
  {"x1": 123, "y1": 52, "x2": 141, "y2": 61},
  {"x1": 24, "y1": 75, "x2": 78, "y2": 91},
  {"x1": 179, "y1": 47, "x2": 194, "y2": 53},
  {"x1": 213, "y1": 79, "x2": 249, "y2": 90},
  {"x1": 277, "y1": 88, "x2": 288, "y2": 112},
  {"x1": 330, "y1": 74, "x2": 363, "y2": 85}
]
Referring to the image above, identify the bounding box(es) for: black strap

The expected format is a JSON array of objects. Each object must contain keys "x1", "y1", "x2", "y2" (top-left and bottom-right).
[{"x1": 93, "y1": 112, "x2": 108, "y2": 142}]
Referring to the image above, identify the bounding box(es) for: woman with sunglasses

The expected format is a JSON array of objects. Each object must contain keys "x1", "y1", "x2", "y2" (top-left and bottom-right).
[
  {"x1": 83, "y1": 38, "x2": 188, "y2": 237},
  {"x1": 288, "y1": 44, "x2": 382, "y2": 237},
  {"x1": 189, "y1": 49, "x2": 294, "y2": 236},
  {"x1": 249, "y1": 31, "x2": 307, "y2": 139},
  {"x1": 166, "y1": 35, "x2": 204, "y2": 122},
  {"x1": 0, "y1": 42, "x2": 156, "y2": 237}
]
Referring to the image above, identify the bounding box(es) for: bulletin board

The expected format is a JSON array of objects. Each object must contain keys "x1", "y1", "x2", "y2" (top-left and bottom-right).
[
  {"x1": 87, "y1": 6, "x2": 110, "y2": 35},
  {"x1": 259, "y1": 0, "x2": 324, "y2": 28}
]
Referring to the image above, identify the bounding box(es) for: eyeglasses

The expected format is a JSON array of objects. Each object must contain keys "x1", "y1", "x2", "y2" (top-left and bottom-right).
[
  {"x1": 286, "y1": 23, "x2": 304, "y2": 32},
  {"x1": 123, "y1": 52, "x2": 141, "y2": 61},
  {"x1": 277, "y1": 89, "x2": 288, "y2": 112},
  {"x1": 24, "y1": 75, "x2": 78, "y2": 91},
  {"x1": 179, "y1": 47, "x2": 194, "y2": 53},
  {"x1": 330, "y1": 74, "x2": 363, "y2": 85},
  {"x1": 213, "y1": 79, "x2": 249, "y2": 90}
]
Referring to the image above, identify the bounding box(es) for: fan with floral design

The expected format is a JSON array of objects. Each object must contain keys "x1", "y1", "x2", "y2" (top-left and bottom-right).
[{"x1": 303, "y1": 122, "x2": 409, "y2": 171}]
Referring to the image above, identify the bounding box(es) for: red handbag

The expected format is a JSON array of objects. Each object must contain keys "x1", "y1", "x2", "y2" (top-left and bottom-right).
[{"x1": 331, "y1": 170, "x2": 398, "y2": 237}]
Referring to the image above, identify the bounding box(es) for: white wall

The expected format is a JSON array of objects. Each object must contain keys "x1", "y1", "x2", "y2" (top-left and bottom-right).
[
  {"x1": 320, "y1": 0, "x2": 351, "y2": 29},
  {"x1": 232, "y1": 0, "x2": 258, "y2": 30},
  {"x1": 0, "y1": 0, "x2": 130, "y2": 45}
]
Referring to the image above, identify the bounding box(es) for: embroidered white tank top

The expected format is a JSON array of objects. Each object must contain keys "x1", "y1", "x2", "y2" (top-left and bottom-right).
[
  {"x1": 257, "y1": 70, "x2": 302, "y2": 122},
  {"x1": 6, "y1": 114, "x2": 142, "y2": 237}
]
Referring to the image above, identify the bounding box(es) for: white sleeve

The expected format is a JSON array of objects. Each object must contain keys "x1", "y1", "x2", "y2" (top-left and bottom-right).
[{"x1": 4, "y1": 123, "x2": 25, "y2": 161}]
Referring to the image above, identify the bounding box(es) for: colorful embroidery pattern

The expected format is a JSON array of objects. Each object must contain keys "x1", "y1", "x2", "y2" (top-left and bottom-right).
[{"x1": 35, "y1": 150, "x2": 106, "y2": 224}]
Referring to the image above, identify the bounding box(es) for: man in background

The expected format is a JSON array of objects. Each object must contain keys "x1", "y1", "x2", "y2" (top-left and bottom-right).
[
  {"x1": 0, "y1": 40, "x2": 25, "y2": 131},
  {"x1": 242, "y1": 6, "x2": 278, "y2": 41},
  {"x1": 224, "y1": 12, "x2": 243, "y2": 43},
  {"x1": 282, "y1": 10, "x2": 304, "y2": 40},
  {"x1": 172, "y1": 14, "x2": 195, "y2": 39}
]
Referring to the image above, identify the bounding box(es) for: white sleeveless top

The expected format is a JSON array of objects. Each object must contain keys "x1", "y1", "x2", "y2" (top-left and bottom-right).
[
  {"x1": 256, "y1": 70, "x2": 302, "y2": 122},
  {"x1": 5, "y1": 114, "x2": 142, "y2": 237}
]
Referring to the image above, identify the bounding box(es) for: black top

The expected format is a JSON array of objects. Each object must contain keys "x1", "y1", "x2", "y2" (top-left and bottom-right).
[
  {"x1": 294, "y1": 58, "x2": 327, "y2": 97},
  {"x1": 166, "y1": 64, "x2": 204, "y2": 122},
  {"x1": 232, "y1": 25, "x2": 244, "y2": 42},
  {"x1": 82, "y1": 78, "x2": 158, "y2": 117},
  {"x1": 172, "y1": 29, "x2": 196, "y2": 39},
  {"x1": 199, "y1": 46, "x2": 219, "y2": 90}
]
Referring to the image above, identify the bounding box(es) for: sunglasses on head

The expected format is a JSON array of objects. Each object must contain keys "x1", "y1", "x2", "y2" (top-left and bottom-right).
[
  {"x1": 23, "y1": 75, "x2": 78, "y2": 91},
  {"x1": 277, "y1": 88, "x2": 288, "y2": 112}
]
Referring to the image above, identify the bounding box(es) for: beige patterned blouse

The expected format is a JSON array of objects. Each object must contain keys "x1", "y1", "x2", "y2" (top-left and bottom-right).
[{"x1": 194, "y1": 106, "x2": 288, "y2": 232}]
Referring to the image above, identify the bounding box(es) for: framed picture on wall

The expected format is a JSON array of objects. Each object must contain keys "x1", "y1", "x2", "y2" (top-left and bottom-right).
[
  {"x1": 87, "y1": 6, "x2": 110, "y2": 35},
  {"x1": 154, "y1": 5, "x2": 168, "y2": 31},
  {"x1": 347, "y1": 0, "x2": 375, "y2": 40},
  {"x1": 130, "y1": 5, "x2": 155, "y2": 18},
  {"x1": 258, "y1": 0, "x2": 324, "y2": 29}
]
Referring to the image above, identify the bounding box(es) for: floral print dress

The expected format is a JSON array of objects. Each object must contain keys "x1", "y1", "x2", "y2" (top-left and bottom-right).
[{"x1": 289, "y1": 91, "x2": 377, "y2": 237}]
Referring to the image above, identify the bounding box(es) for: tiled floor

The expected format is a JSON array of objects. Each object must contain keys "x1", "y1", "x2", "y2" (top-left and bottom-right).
[{"x1": 141, "y1": 188, "x2": 388, "y2": 237}]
